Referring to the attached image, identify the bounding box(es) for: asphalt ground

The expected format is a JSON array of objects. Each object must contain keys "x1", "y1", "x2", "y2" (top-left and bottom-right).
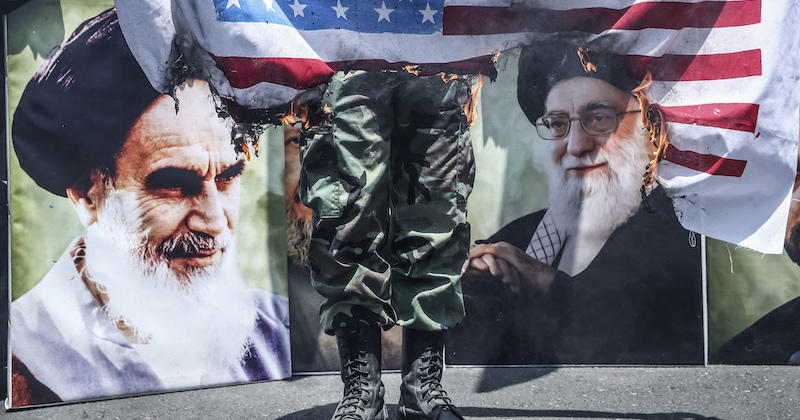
[{"x1": 3, "y1": 365, "x2": 798, "y2": 419}]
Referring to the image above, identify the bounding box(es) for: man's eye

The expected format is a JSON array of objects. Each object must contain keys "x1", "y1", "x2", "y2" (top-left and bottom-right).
[
  {"x1": 547, "y1": 119, "x2": 568, "y2": 130},
  {"x1": 591, "y1": 113, "x2": 612, "y2": 122},
  {"x1": 164, "y1": 182, "x2": 185, "y2": 190},
  {"x1": 146, "y1": 169, "x2": 203, "y2": 195},
  {"x1": 584, "y1": 111, "x2": 617, "y2": 130}
]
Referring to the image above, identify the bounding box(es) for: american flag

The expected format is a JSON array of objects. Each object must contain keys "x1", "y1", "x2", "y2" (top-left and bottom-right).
[
  {"x1": 116, "y1": 0, "x2": 800, "y2": 253},
  {"x1": 118, "y1": 0, "x2": 533, "y2": 108}
]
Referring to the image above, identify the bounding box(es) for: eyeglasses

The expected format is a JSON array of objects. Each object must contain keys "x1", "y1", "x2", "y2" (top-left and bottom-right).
[{"x1": 535, "y1": 109, "x2": 641, "y2": 140}]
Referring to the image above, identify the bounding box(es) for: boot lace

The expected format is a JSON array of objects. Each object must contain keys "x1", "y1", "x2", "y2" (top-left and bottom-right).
[
  {"x1": 418, "y1": 350, "x2": 455, "y2": 408},
  {"x1": 334, "y1": 355, "x2": 372, "y2": 420}
]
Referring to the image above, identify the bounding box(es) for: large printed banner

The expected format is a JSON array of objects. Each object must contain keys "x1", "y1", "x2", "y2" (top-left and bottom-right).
[
  {"x1": 6, "y1": 1, "x2": 291, "y2": 407},
  {"x1": 6, "y1": 0, "x2": 800, "y2": 409}
]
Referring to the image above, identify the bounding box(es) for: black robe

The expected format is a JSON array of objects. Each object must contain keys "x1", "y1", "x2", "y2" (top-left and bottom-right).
[
  {"x1": 448, "y1": 188, "x2": 704, "y2": 365},
  {"x1": 711, "y1": 296, "x2": 800, "y2": 364}
]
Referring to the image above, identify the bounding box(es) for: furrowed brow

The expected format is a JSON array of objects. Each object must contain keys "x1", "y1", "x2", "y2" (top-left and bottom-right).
[
  {"x1": 145, "y1": 167, "x2": 203, "y2": 191},
  {"x1": 217, "y1": 160, "x2": 246, "y2": 181}
]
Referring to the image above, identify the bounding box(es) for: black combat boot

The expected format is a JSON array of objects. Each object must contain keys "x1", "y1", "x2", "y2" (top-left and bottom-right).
[
  {"x1": 332, "y1": 325, "x2": 387, "y2": 420},
  {"x1": 398, "y1": 328, "x2": 465, "y2": 420}
]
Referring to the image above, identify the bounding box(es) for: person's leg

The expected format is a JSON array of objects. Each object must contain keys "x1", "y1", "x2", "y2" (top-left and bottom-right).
[
  {"x1": 390, "y1": 73, "x2": 475, "y2": 420},
  {"x1": 333, "y1": 325, "x2": 386, "y2": 420},
  {"x1": 389, "y1": 72, "x2": 474, "y2": 332},
  {"x1": 300, "y1": 70, "x2": 397, "y2": 420},
  {"x1": 301, "y1": 70, "x2": 398, "y2": 335}
]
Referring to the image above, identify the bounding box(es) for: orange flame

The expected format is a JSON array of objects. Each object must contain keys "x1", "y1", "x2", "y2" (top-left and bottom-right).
[
  {"x1": 463, "y1": 74, "x2": 484, "y2": 126},
  {"x1": 403, "y1": 65, "x2": 422, "y2": 76},
  {"x1": 279, "y1": 97, "x2": 312, "y2": 128},
  {"x1": 233, "y1": 124, "x2": 259, "y2": 161},
  {"x1": 442, "y1": 73, "x2": 459, "y2": 83},
  {"x1": 278, "y1": 114, "x2": 298, "y2": 125},
  {"x1": 631, "y1": 71, "x2": 669, "y2": 188},
  {"x1": 577, "y1": 47, "x2": 597, "y2": 73}
]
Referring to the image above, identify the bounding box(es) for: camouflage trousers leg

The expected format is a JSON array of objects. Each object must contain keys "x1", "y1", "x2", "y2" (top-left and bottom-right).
[{"x1": 299, "y1": 70, "x2": 475, "y2": 335}]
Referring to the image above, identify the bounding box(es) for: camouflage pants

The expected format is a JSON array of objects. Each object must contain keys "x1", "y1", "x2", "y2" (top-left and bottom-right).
[{"x1": 299, "y1": 70, "x2": 475, "y2": 334}]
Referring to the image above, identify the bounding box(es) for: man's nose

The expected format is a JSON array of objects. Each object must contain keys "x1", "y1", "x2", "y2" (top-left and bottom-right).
[
  {"x1": 565, "y1": 120, "x2": 599, "y2": 157},
  {"x1": 187, "y1": 182, "x2": 227, "y2": 236}
]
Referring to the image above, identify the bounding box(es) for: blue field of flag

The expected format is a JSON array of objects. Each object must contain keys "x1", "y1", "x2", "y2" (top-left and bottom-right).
[{"x1": 215, "y1": 0, "x2": 443, "y2": 34}]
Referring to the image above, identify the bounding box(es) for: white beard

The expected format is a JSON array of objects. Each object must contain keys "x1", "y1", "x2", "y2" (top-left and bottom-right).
[
  {"x1": 84, "y1": 189, "x2": 258, "y2": 387},
  {"x1": 545, "y1": 128, "x2": 651, "y2": 239}
]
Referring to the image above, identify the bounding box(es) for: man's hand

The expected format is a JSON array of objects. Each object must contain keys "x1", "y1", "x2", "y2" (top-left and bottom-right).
[{"x1": 468, "y1": 242, "x2": 558, "y2": 293}]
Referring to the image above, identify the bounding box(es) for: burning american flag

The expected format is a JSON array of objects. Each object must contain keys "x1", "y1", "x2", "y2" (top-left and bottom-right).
[{"x1": 115, "y1": 0, "x2": 800, "y2": 254}]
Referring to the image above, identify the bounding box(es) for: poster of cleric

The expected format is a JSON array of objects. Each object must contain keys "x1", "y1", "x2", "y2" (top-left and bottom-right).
[
  {"x1": 5, "y1": 1, "x2": 292, "y2": 407},
  {"x1": 7, "y1": 0, "x2": 800, "y2": 410}
]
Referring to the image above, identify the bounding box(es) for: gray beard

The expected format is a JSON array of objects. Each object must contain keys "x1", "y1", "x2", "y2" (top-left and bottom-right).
[
  {"x1": 286, "y1": 201, "x2": 313, "y2": 268},
  {"x1": 545, "y1": 128, "x2": 651, "y2": 237},
  {"x1": 84, "y1": 189, "x2": 258, "y2": 382}
]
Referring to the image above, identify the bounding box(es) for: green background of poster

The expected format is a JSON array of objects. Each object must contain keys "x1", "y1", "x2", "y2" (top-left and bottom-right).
[
  {"x1": 706, "y1": 238, "x2": 800, "y2": 354},
  {"x1": 468, "y1": 49, "x2": 550, "y2": 243}
]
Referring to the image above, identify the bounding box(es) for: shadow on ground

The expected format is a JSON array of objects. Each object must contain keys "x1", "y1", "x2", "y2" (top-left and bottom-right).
[
  {"x1": 473, "y1": 366, "x2": 559, "y2": 392},
  {"x1": 460, "y1": 408, "x2": 722, "y2": 419},
  {"x1": 275, "y1": 404, "x2": 722, "y2": 420}
]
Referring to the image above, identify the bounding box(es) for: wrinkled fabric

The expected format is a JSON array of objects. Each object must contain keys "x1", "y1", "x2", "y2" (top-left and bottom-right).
[{"x1": 300, "y1": 71, "x2": 475, "y2": 334}]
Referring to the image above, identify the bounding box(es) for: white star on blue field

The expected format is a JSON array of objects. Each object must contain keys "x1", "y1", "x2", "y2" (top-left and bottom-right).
[{"x1": 215, "y1": 0, "x2": 444, "y2": 34}]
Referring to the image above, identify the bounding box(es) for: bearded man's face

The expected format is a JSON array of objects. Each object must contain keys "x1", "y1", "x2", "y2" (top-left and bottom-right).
[
  {"x1": 73, "y1": 80, "x2": 257, "y2": 375},
  {"x1": 284, "y1": 125, "x2": 313, "y2": 267},
  {"x1": 542, "y1": 77, "x2": 650, "y2": 235},
  {"x1": 87, "y1": 79, "x2": 245, "y2": 282}
]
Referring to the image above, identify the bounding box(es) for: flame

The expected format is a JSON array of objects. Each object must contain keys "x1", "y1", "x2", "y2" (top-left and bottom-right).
[
  {"x1": 463, "y1": 73, "x2": 484, "y2": 126},
  {"x1": 279, "y1": 114, "x2": 298, "y2": 125},
  {"x1": 278, "y1": 97, "x2": 312, "y2": 128},
  {"x1": 441, "y1": 73, "x2": 459, "y2": 83},
  {"x1": 577, "y1": 47, "x2": 597, "y2": 73},
  {"x1": 631, "y1": 71, "x2": 669, "y2": 189},
  {"x1": 234, "y1": 134, "x2": 252, "y2": 161},
  {"x1": 232, "y1": 124, "x2": 256, "y2": 161},
  {"x1": 403, "y1": 65, "x2": 422, "y2": 76}
]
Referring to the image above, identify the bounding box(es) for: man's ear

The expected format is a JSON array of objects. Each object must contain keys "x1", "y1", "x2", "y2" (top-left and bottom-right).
[{"x1": 66, "y1": 172, "x2": 105, "y2": 227}]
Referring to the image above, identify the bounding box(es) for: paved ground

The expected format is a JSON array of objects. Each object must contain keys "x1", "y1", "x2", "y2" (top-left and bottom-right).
[{"x1": 3, "y1": 365, "x2": 798, "y2": 419}]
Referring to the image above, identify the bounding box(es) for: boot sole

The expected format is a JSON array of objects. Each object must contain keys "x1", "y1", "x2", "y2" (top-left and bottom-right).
[
  {"x1": 376, "y1": 403, "x2": 388, "y2": 420},
  {"x1": 396, "y1": 405, "x2": 424, "y2": 420}
]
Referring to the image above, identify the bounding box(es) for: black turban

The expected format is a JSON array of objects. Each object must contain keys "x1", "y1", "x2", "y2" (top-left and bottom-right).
[
  {"x1": 12, "y1": 8, "x2": 161, "y2": 197},
  {"x1": 517, "y1": 44, "x2": 640, "y2": 125}
]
